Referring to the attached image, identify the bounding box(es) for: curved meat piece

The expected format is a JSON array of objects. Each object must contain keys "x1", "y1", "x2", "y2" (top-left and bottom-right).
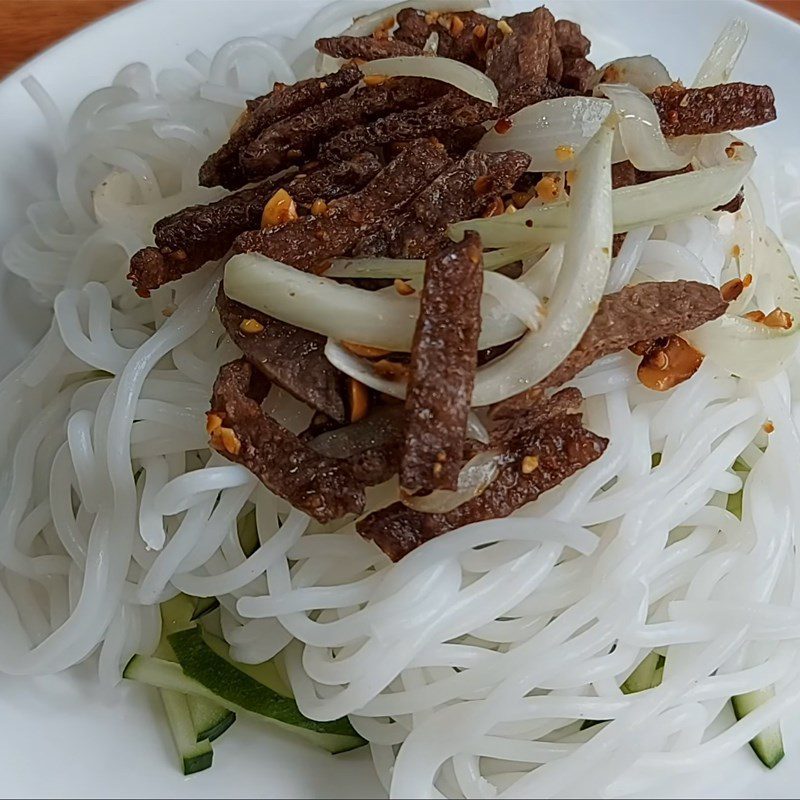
[
  {"x1": 491, "y1": 280, "x2": 728, "y2": 420},
  {"x1": 400, "y1": 233, "x2": 484, "y2": 496},
  {"x1": 394, "y1": 9, "x2": 494, "y2": 67},
  {"x1": 199, "y1": 66, "x2": 361, "y2": 189},
  {"x1": 555, "y1": 19, "x2": 591, "y2": 58},
  {"x1": 315, "y1": 35, "x2": 421, "y2": 60},
  {"x1": 210, "y1": 360, "x2": 364, "y2": 523},
  {"x1": 216, "y1": 288, "x2": 346, "y2": 422},
  {"x1": 651, "y1": 83, "x2": 776, "y2": 137}
]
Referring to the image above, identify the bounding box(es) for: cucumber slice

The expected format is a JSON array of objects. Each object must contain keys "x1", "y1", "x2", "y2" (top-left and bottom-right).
[
  {"x1": 188, "y1": 695, "x2": 236, "y2": 742},
  {"x1": 203, "y1": 630, "x2": 291, "y2": 697},
  {"x1": 732, "y1": 689, "x2": 785, "y2": 769},
  {"x1": 621, "y1": 652, "x2": 665, "y2": 695},
  {"x1": 159, "y1": 688, "x2": 214, "y2": 775},
  {"x1": 238, "y1": 509, "x2": 259, "y2": 557},
  {"x1": 125, "y1": 649, "x2": 364, "y2": 754}
]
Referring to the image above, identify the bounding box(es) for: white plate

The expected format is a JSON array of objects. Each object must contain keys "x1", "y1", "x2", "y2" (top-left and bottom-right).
[{"x1": 1, "y1": 0, "x2": 800, "y2": 797}]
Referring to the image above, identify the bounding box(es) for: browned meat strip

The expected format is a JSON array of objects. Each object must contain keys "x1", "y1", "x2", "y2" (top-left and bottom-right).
[
  {"x1": 486, "y1": 9, "x2": 555, "y2": 98},
  {"x1": 210, "y1": 360, "x2": 364, "y2": 523},
  {"x1": 444, "y1": 124, "x2": 491, "y2": 158},
  {"x1": 400, "y1": 233, "x2": 484, "y2": 496},
  {"x1": 548, "y1": 36, "x2": 564, "y2": 82},
  {"x1": 555, "y1": 19, "x2": 591, "y2": 58},
  {"x1": 561, "y1": 56, "x2": 596, "y2": 93},
  {"x1": 716, "y1": 188, "x2": 745, "y2": 214},
  {"x1": 394, "y1": 9, "x2": 494, "y2": 67},
  {"x1": 491, "y1": 281, "x2": 728, "y2": 419},
  {"x1": 233, "y1": 138, "x2": 452, "y2": 269},
  {"x1": 320, "y1": 91, "x2": 496, "y2": 162},
  {"x1": 199, "y1": 66, "x2": 361, "y2": 189},
  {"x1": 490, "y1": 387, "x2": 584, "y2": 444},
  {"x1": 651, "y1": 83, "x2": 776, "y2": 137},
  {"x1": 315, "y1": 35, "x2": 421, "y2": 60},
  {"x1": 358, "y1": 400, "x2": 607, "y2": 560},
  {"x1": 501, "y1": 78, "x2": 576, "y2": 116},
  {"x1": 240, "y1": 78, "x2": 442, "y2": 181},
  {"x1": 216, "y1": 289, "x2": 346, "y2": 422},
  {"x1": 356, "y1": 150, "x2": 530, "y2": 259},
  {"x1": 127, "y1": 154, "x2": 382, "y2": 296}
]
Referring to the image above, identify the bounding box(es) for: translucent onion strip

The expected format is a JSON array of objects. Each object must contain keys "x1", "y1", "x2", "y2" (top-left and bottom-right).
[
  {"x1": 600, "y1": 83, "x2": 692, "y2": 172},
  {"x1": 470, "y1": 118, "x2": 615, "y2": 406},
  {"x1": 360, "y1": 57, "x2": 499, "y2": 105},
  {"x1": 482, "y1": 272, "x2": 544, "y2": 331},
  {"x1": 595, "y1": 55, "x2": 672, "y2": 94},
  {"x1": 693, "y1": 19, "x2": 749, "y2": 88},
  {"x1": 324, "y1": 339, "x2": 406, "y2": 399},
  {"x1": 224, "y1": 254, "x2": 527, "y2": 351},
  {"x1": 450, "y1": 137, "x2": 756, "y2": 248},
  {"x1": 479, "y1": 97, "x2": 613, "y2": 172}
]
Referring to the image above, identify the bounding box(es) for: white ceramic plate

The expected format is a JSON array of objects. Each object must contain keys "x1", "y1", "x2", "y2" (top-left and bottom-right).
[{"x1": 1, "y1": 1, "x2": 800, "y2": 797}]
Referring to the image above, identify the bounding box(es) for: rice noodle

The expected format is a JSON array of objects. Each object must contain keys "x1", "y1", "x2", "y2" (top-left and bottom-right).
[{"x1": 1, "y1": 12, "x2": 799, "y2": 800}]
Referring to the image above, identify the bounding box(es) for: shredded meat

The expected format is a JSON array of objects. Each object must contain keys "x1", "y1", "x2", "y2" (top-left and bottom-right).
[
  {"x1": 315, "y1": 35, "x2": 421, "y2": 60},
  {"x1": 501, "y1": 78, "x2": 576, "y2": 116},
  {"x1": 394, "y1": 9, "x2": 493, "y2": 67},
  {"x1": 356, "y1": 149, "x2": 530, "y2": 258},
  {"x1": 359, "y1": 394, "x2": 607, "y2": 560},
  {"x1": 320, "y1": 91, "x2": 496, "y2": 163},
  {"x1": 210, "y1": 360, "x2": 364, "y2": 522},
  {"x1": 555, "y1": 19, "x2": 591, "y2": 58},
  {"x1": 240, "y1": 78, "x2": 443, "y2": 181},
  {"x1": 491, "y1": 280, "x2": 728, "y2": 419},
  {"x1": 400, "y1": 233, "x2": 484, "y2": 495},
  {"x1": 651, "y1": 83, "x2": 777, "y2": 137},
  {"x1": 199, "y1": 66, "x2": 361, "y2": 189},
  {"x1": 561, "y1": 56, "x2": 596, "y2": 93},
  {"x1": 233, "y1": 138, "x2": 452, "y2": 269},
  {"x1": 216, "y1": 288, "x2": 346, "y2": 421},
  {"x1": 128, "y1": 154, "x2": 382, "y2": 296}
]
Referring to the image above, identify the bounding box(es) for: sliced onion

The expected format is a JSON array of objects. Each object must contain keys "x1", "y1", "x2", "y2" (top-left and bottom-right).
[
  {"x1": 324, "y1": 339, "x2": 406, "y2": 399},
  {"x1": 686, "y1": 226, "x2": 800, "y2": 380},
  {"x1": 482, "y1": 271, "x2": 544, "y2": 331},
  {"x1": 595, "y1": 55, "x2": 672, "y2": 94},
  {"x1": 479, "y1": 97, "x2": 612, "y2": 171},
  {"x1": 360, "y1": 56, "x2": 499, "y2": 105},
  {"x1": 693, "y1": 19, "x2": 748, "y2": 88},
  {"x1": 310, "y1": 406, "x2": 403, "y2": 458},
  {"x1": 600, "y1": 83, "x2": 692, "y2": 172},
  {"x1": 403, "y1": 450, "x2": 501, "y2": 513},
  {"x1": 326, "y1": 242, "x2": 546, "y2": 280},
  {"x1": 471, "y1": 118, "x2": 615, "y2": 406},
  {"x1": 224, "y1": 254, "x2": 527, "y2": 351},
  {"x1": 423, "y1": 32, "x2": 440, "y2": 55},
  {"x1": 450, "y1": 136, "x2": 756, "y2": 248}
]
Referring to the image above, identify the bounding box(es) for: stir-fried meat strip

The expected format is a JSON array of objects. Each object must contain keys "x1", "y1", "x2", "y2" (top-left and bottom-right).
[
  {"x1": 240, "y1": 78, "x2": 443, "y2": 181},
  {"x1": 315, "y1": 35, "x2": 421, "y2": 60},
  {"x1": 216, "y1": 289, "x2": 346, "y2": 422},
  {"x1": 548, "y1": 37, "x2": 564, "y2": 82},
  {"x1": 320, "y1": 90, "x2": 496, "y2": 163},
  {"x1": 394, "y1": 9, "x2": 494, "y2": 68},
  {"x1": 490, "y1": 387, "x2": 584, "y2": 443},
  {"x1": 501, "y1": 77, "x2": 576, "y2": 116},
  {"x1": 210, "y1": 360, "x2": 364, "y2": 522},
  {"x1": 356, "y1": 150, "x2": 530, "y2": 258},
  {"x1": 127, "y1": 154, "x2": 382, "y2": 296},
  {"x1": 199, "y1": 65, "x2": 361, "y2": 189},
  {"x1": 400, "y1": 233, "x2": 484, "y2": 496},
  {"x1": 716, "y1": 188, "x2": 745, "y2": 214},
  {"x1": 555, "y1": 19, "x2": 591, "y2": 58},
  {"x1": 233, "y1": 138, "x2": 452, "y2": 269},
  {"x1": 485, "y1": 8, "x2": 556, "y2": 98},
  {"x1": 491, "y1": 280, "x2": 728, "y2": 420},
  {"x1": 651, "y1": 83, "x2": 776, "y2": 137},
  {"x1": 561, "y1": 56, "x2": 596, "y2": 93},
  {"x1": 359, "y1": 398, "x2": 607, "y2": 560}
]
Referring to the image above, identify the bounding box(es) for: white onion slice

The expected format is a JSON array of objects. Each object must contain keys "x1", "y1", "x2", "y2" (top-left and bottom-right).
[
  {"x1": 600, "y1": 83, "x2": 692, "y2": 172},
  {"x1": 686, "y1": 226, "x2": 800, "y2": 380},
  {"x1": 324, "y1": 339, "x2": 406, "y2": 399},
  {"x1": 595, "y1": 55, "x2": 672, "y2": 94},
  {"x1": 224, "y1": 254, "x2": 527, "y2": 351},
  {"x1": 479, "y1": 97, "x2": 612, "y2": 171},
  {"x1": 360, "y1": 56, "x2": 499, "y2": 105},
  {"x1": 482, "y1": 271, "x2": 544, "y2": 331},
  {"x1": 693, "y1": 19, "x2": 749, "y2": 88},
  {"x1": 326, "y1": 242, "x2": 546, "y2": 280},
  {"x1": 403, "y1": 450, "x2": 501, "y2": 513},
  {"x1": 471, "y1": 117, "x2": 615, "y2": 406},
  {"x1": 450, "y1": 137, "x2": 756, "y2": 248}
]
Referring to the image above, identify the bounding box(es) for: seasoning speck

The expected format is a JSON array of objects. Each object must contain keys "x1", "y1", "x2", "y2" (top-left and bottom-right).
[
  {"x1": 394, "y1": 279, "x2": 415, "y2": 296},
  {"x1": 555, "y1": 145, "x2": 575, "y2": 162},
  {"x1": 239, "y1": 318, "x2": 265, "y2": 334},
  {"x1": 521, "y1": 455, "x2": 540, "y2": 474}
]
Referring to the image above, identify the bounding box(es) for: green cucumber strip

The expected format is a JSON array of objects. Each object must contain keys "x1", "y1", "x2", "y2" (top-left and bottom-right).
[
  {"x1": 191, "y1": 596, "x2": 220, "y2": 621},
  {"x1": 621, "y1": 652, "x2": 665, "y2": 695},
  {"x1": 188, "y1": 695, "x2": 236, "y2": 742},
  {"x1": 125, "y1": 652, "x2": 364, "y2": 754},
  {"x1": 159, "y1": 688, "x2": 213, "y2": 775},
  {"x1": 238, "y1": 509, "x2": 259, "y2": 557},
  {"x1": 732, "y1": 689, "x2": 785, "y2": 769}
]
